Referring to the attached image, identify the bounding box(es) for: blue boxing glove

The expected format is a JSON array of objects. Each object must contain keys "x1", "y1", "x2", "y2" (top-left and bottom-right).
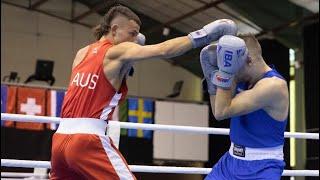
[
  {"x1": 188, "y1": 19, "x2": 237, "y2": 48},
  {"x1": 200, "y1": 44, "x2": 218, "y2": 95},
  {"x1": 136, "y1": 33, "x2": 146, "y2": 45},
  {"x1": 211, "y1": 35, "x2": 248, "y2": 89}
]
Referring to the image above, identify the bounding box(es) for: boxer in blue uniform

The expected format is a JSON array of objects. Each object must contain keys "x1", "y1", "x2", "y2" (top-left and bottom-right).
[{"x1": 200, "y1": 34, "x2": 289, "y2": 180}]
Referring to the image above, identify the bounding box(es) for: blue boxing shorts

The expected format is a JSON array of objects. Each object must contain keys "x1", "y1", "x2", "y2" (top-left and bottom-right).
[{"x1": 205, "y1": 143, "x2": 286, "y2": 180}]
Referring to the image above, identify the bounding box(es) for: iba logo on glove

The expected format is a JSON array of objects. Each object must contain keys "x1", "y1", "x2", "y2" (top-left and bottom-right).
[{"x1": 223, "y1": 50, "x2": 233, "y2": 67}]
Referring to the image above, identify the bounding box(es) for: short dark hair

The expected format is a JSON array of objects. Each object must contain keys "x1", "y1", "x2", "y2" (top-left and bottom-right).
[{"x1": 93, "y1": 5, "x2": 141, "y2": 40}]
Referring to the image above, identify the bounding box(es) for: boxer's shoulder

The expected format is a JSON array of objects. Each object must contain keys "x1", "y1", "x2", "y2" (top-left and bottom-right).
[
  {"x1": 72, "y1": 45, "x2": 90, "y2": 68},
  {"x1": 256, "y1": 77, "x2": 287, "y2": 93}
]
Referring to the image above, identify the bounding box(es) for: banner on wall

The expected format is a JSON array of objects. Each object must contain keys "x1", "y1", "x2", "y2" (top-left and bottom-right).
[
  {"x1": 16, "y1": 87, "x2": 47, "y2": 131},
  {"x1": 127, "y1": 98, "x2": 154, "y2": 139},
  {"x1": 118, "y1": 98, "x2": 154, "y2": 164},
  {"x1": 46, "y1": 90, "x2": 65, "y2": 130},
  {"x1": 1, "y1": 85, "x2": 18, "y2": 127},
  {"x1": 1, "y1": 85, "x2": 8, "y2": 126}
]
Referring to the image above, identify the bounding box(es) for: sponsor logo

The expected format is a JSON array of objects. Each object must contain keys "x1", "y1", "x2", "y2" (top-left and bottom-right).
[
  {"x1": 216, "y1": 74, "x2": 230, "y2": 83},
  {"x1": 233, "y1": 144, "x2": 245, "y2": 157},
  {"x1": 236, "y1": 49, "x2": 242, "y2": 56},
  {"x1": 236, "y1": 48, "x2": 246, "y2": 57}
]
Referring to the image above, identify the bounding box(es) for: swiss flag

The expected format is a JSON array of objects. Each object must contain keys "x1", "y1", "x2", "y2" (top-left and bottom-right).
[{"x1": 16, "y1": 87, "x2": 46, "y2": 131}]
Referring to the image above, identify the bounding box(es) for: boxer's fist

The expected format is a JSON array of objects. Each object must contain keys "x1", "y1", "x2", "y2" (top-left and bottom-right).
[
  {"x1": 212, "y1": 35, "x2": 248, "y2": 89},
  {"x1": 188, "y1": 19, "x2": 237, "y2": 48},
  {"x1": 136, "y1": 33, "x2": 146, "y2": 45},
  {"x1": 200, "y1": 44, "x2": 218, "y2": 95}
]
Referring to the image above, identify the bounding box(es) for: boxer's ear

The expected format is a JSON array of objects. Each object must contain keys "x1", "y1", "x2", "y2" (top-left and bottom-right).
[{"x1": 111, "y1": 24, "x2": 119, "y2": 36}]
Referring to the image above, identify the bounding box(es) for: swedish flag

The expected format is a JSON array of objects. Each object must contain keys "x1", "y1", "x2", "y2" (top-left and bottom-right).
[{"x1": 128, "y1": 98, "x2": 154, "y2": 139}]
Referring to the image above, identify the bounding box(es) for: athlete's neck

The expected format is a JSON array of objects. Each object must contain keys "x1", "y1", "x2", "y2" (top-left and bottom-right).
[
  {"x1": 99, "y1": 35, "x2": 113, "y2": 44},
  {"x1": 248, "y1": 64, "x2": 272, "y2": 87}
]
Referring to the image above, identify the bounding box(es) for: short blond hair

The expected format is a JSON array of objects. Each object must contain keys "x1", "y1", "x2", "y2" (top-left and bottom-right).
[{"x1": 239, "y1": 34, "x2": 262, "y2": 60}]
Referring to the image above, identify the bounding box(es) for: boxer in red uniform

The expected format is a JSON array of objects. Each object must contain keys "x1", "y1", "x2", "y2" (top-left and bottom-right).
[{"x1": 50, "y1": 5, "x2": 238, "y2": 180}]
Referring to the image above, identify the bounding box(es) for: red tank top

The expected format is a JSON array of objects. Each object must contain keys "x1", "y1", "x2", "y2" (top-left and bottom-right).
[{"x1": 61, "y1": 40, "x2": 128, "y2": 120}]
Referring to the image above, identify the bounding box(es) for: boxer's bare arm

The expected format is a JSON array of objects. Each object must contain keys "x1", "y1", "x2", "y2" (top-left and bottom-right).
[
  {"x1": 209, "y1": 80, "x2": 237, "y2": 120},
  {"x1": 214, "y1": 77, "x2": 288, "y2": 121},
  {"x1": 106, "y1": 36, "x2": 193, "y2": 62},
  {"x1": 108, "y1": 18, "x2": 237, "y2": 62},
  {"x1": 102, "y1": 37, "x2": 192, "y2": 90}
]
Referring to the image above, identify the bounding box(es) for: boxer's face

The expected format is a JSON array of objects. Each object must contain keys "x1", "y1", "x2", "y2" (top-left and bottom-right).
[
  {"x1": 111, "y1": 17, "x2": 140, "y2": 45},
  {"x1": 236, "y1": 56, "x2": 251, "y2": 82}
]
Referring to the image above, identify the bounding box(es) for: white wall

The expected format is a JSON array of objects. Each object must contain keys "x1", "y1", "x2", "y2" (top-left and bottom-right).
[
  {"x1": 154, "y1": 101, "x2": 209, "y2": 161},
  {"x1": 1, "y1": 3, "x2": 93, "y2": 87},
  {"x1": 1, "y1": 3, "x2": 202, "y2": 101}
]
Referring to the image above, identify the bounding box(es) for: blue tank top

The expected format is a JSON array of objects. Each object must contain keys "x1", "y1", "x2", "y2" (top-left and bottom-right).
[{"x1": 230, "y1": 68, "x2": 288, "y2": 148}]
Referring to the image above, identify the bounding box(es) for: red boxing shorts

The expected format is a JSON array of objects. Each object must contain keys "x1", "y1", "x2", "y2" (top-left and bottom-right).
[{"x1": 50, "y1": 118, "x2": 135, "y2": 180}]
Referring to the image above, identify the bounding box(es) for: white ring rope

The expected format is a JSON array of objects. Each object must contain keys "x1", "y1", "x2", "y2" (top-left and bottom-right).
[
  {"x1": 1, "y1": 159, "x2": 319, "y2": 177},
  {"x1": 1, "y1": 113, "x2": 319, "y2": 177},
  {"x1": 1, "y1": 172, "x2": 47, "y2": 178},
  {"x1": 1, "y1": 113, "x2": 319, "y2": 140}
]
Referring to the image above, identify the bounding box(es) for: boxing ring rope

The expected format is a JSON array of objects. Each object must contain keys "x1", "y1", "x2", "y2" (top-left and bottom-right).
[
  {"x1": 1, "y1": 113, "x2": 319, "y2": 177},
  {"x1": 1, "y1": 159, "x2": 319, "y2": 177},
  {"x1": 1, "y1": 172, "x2": 47, "y2": 178},
  {"x1": 1, "y1": 113, "x2": 319, "y2": 139}
]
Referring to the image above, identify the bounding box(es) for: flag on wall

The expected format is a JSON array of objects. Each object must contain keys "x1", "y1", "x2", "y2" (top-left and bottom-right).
[
  {"x1": 127, "y1": 98, "x2": 154, "y2": 139},
  {"x1": 1, "y1": 85, "x2": 18, "y2": 127},
  {"x1": 46, "y1": 90, "x2": 65, "y2": 130},
  {"x1": 119, "y1": 98, "x2": 154, "y2": 164},
  {"x1": 1, "y1": 85, "x2": 7, "y2": 113},
  {"x1": 1, "y1": 85, "x2": 8, "y2": 126},
  {"x1": 16, "y1": 87, "x2": 46, "y2": 131}
]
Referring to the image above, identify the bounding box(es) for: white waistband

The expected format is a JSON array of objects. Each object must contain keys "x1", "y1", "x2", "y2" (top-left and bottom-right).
[
  {"x1": 56, "y1": 118, "x2": 108, "y2": 136},
  {"x1": 229, "y1": 142, "x2": 284, "y2": 161}
]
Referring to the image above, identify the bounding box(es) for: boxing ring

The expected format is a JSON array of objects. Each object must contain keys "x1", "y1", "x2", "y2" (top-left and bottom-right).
[{"x1": 1, "y1": 113, "x2": 319, "y2": 179}]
